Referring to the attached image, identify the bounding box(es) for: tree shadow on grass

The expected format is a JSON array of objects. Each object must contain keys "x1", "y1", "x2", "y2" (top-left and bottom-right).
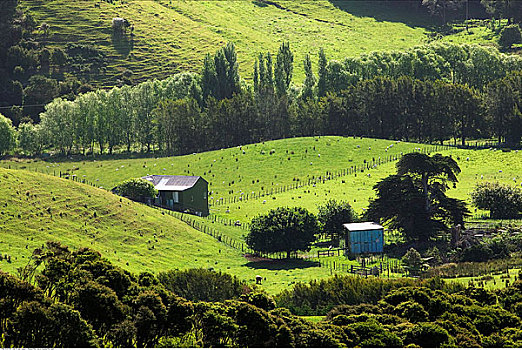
[
  {"x1": 328, "y1": 0, "x2": 437, "y2": 29},
  {"x1": 244, "y1": 258, "x2": 320, "y2": 270}
]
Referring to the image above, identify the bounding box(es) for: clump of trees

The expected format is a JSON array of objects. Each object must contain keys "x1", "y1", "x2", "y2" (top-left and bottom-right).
[
  {"x1": 246, "y1": 207, "x2": 319, "y2": 259},
  {"x1": 366, "y1": 153, "x2": 469, "y2": 245},
  {"x1": 0, "y1": 113, "x2": 16, "y2": 156},
  {"x1": 113, "y1": 178, "x2": 157, "y2": 203},
  {"x1": 3, "y1": 241, "x2": 522, "y2": 347},
  {"x1": 471, "y1": 182, "x2": 522, "y2": 219},
  {"x1": 2, "y1": 42, "x2": 520, "y2": 158},
  {"x1": 317, "y1": 199, "x2": 357, "y2": 246}
]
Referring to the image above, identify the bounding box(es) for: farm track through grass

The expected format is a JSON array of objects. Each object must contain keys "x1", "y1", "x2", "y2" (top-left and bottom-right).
[{"x1": 21, "y1": 0, "x2": 498, "y2": 87}]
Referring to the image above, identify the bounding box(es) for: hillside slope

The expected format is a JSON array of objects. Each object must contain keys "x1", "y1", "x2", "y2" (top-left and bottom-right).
[
  {"x1": 22, "y1": 0, "x2": 437, "y2": 86},
  {"x1": 0, "y1": 167, "x2": 342, "y2": 293},
  {"x1": 0, "y1": 167, "x2": 249, "y2": 273}
]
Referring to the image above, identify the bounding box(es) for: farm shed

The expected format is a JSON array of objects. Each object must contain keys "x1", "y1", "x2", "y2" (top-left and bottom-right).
[
  {"x1": 341, "y1": 222, "x2": 384, "y2": 254},
  {"x1": 142, "y1": 175, "x2": 209, "y2": 216}
]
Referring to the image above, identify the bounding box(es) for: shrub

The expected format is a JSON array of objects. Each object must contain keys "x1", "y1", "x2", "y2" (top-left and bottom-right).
[
  {"x1": 471, "y1": 182, "x2": 522, "y2": 219},
  {"x1": 403, "y1": 322, "x2": 450, "y2": 347},
  {"x1": 499, "y1": 25, "x2": 522, "y2": 50},
  {"x1": 113, "y1": 178, "x2": 157, "y2": 203},
  {"x1": 157, "y1": 268, "x2": 247, "y2": 302},
  {"x1": 0, "y1": 113, "x2": 16, "y2": 156}
]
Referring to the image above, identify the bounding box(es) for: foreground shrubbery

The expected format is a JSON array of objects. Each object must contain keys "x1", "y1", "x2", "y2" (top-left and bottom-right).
[{"x1": 2, "y1": 241, "x2": 522, "y2": 347}]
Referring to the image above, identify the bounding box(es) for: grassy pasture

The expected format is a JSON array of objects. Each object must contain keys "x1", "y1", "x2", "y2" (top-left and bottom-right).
[
  {"x1": 0, "y1": 167, "x2": 343, "y2": 294},
  {"x1": 0, "y1": 136, "x2": 437, "y2": 203},
  {"x1": 3, "y1": 136, "x2": 520, "y2": 224},
  {"x1": 1, "y1": 139, "x2": 520, "y2": 294},
  {"x1": 21, "y1": 0, "x2": 498, "y2": 87},
  {"x1": 444, "y1": 268, "x2": 520, "y2": 290}
]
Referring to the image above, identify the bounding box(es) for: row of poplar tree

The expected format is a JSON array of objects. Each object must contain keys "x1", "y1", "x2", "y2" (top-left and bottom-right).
[{"x1": 5, "y1": 41, "x2": 522, "y2": 157}]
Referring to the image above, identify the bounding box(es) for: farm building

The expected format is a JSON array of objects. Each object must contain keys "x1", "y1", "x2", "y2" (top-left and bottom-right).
[
  {"x1": 340, "y1": 222, "x2": 384, "y2": 254},
  {"x1": 142, "y1": 175, "x2": 209, "y2": 216}
]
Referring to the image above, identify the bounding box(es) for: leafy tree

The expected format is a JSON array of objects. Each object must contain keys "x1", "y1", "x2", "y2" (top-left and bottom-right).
[
  {"x1": 246, "y1": 207, "x2": 319, "y2": 258},
  {"x1": 422, "y1": 0, "x2": 465, "y2": 24},
  {"x1": 301, "y1": 53, "x2": 316, "y2": 100},
  {"x1": 71, "y1": 281, "x2": 126, "y2": 334},
  {"x1": 366, "y1": 153, "x2": 469, "y2": 243},
  {"x1": 274, "y1": 41, "x2": 293, "y2": 97},
  {"x1": 471, "y1": 182, "x2": 522, "y2": 219},
  {"x1": 17, "y1": 122, "x2": 43, "y2": 155},
  {"x1": 113, "y1": 178, "x2": 158, "y2": 203},
  {"x1": 485, "y1": 78, "x2": 517, "y2": 144},
  {"x1": 499, "y1": 24, "x2": 522, "y2": 50},
  {"x1": 317, "y1": 199, "x2": 357, "y2": 245},
  {"x1": 0, "y1": 113, "x2": 16, "y2": 156},
  {"x1": 317, "y1": 48, "x2": 328, "y2": 97},
  {"x1": 402, "y1": 248, "x2": 426, "y2": 276}
]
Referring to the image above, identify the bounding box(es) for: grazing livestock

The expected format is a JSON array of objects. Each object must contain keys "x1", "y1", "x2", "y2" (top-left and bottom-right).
[{"x1": 255, "y1": 275, "x2": 263, "y2": 284}]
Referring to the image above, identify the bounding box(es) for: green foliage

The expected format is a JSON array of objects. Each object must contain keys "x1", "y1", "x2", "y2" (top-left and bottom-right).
[
  {"x1": 0, "y1": 113, "x2": 16, "y2": 156},
  {"x1": 471, "y1": 182, "x2": 522, "y2": 219},
  {"x1": 275, "y1": 275, "x2": 425, "y2": 316},
  {"x1": 403, "y1": 322, "x2": 450, "y2": 347},
  {"x1": 113, "y1": 178, "x2": 157, "y2": 203},
  {"x1": 402, "y1": 248, "x2": 426, "y2": 275},
  {"x1": 17, "y1": 122, "x2": 42, "y2": 156},
  {"x1": 239, "y1": 291, "x2": 277, "y2": 311},
  {"x1": 274, "y1": 41, "x2": 294, "y2": 97},
  {"x1": 317, "y1": 199, "x2": 357, "y2": 244},
  {"x1": 246, "y1": 207, "x2": 319, "y2": 258},
  {"x1": 499, "y1": 24, "x2": 522, "y2": 50},
  {"x1": 366, "y1": 153, "x2": 469, "y2": 243},
  {"x1": 157, "y1": 268, "x2": 247, "y2": 302}
]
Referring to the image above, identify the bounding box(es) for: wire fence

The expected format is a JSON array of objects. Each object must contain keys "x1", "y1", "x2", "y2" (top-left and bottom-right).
[{"x1": 208, "y1": 143, "x2": 455, "y2": 207}]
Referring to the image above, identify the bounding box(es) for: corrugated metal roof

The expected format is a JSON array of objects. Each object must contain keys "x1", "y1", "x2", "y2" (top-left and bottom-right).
[
  {"x1": 142, "y1": 175, "x2": 201, "y2": 191},
  {"x1": 343, "y1": 222, "x2": 383, "y2": 231}
]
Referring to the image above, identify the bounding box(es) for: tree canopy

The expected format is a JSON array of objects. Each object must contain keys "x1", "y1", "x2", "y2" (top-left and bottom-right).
[
  {"x1": 246, "y1": 207, "x2": 319, "y2": 258},
  {"x1": 113, "y1": 178, "x2": 158, "y2": 203},
  {"x1": 366, "y1": 153, "x2": 469, "y2": 243},
  {"x1": 317, "y1": 199, "x2": 357, "y2": 245}
]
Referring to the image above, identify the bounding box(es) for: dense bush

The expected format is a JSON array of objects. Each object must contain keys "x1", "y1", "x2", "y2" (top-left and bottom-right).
[
  {"x1": 157, "y1": 268, "x2": 248, "y2": 302},
  {"x1": 499, "y1": 25, "x2": 522, "y2": 50},
  {"x1": 0, "y1": 113, "x2": 16, "y2": 156},
  {"x1": 471, "y1": 182, "x2": 522, "y2": 219},
  {"x1": 2, "y1": 242, "x2": 522, "y2": 348},
  {"x1": 113, "y1": 178, "x2": 157, "y2": 203}
]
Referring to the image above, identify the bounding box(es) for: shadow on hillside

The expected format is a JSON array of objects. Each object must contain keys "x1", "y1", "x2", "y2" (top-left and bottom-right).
[
  {"x1": 111, "y1": 32, "x2": 134, "y2": 58},
  {"x1": 244, "y1": 258, "x2": 321, "y2": 270},
  {"x1": 328, "y1": 0, "x2": 436, "y2": 28}
]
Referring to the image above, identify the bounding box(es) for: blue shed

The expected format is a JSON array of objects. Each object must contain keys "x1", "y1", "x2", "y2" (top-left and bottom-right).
[{"x1": 341, "y1": 222, "x2": 384, "y2": 254}]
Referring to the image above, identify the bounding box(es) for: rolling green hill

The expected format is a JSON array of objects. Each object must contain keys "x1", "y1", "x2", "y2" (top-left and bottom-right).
[
  {"x1": 21, "y1": 0, "x2": 496, "y2": 87},
  {"x1": 0, "y1": 166, "x2": 345, "y2": 293},
  {"x1": 1, "y1": 137, "x2": 440, "y2": 203}
]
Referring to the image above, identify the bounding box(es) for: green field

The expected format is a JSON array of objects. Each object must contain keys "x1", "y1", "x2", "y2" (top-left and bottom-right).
[
  {"x1": 5, "y1": 137, "x2": 519, "y2": 222},
  {"x1": 0, "y1": 167, "x2": 344, "y2": 294},
  {"x1": 445, "y1": 268, "x2": 521, "y2": 290},
  {"x1": 21, "y1": 0, "x2": 498, "y2": 87},
  {"x1": 0, "y1": 137, "x2": 441, "y2": 205},
  {"x1": 2, "y1": 138, "x2": 520, "y2": 294}
]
